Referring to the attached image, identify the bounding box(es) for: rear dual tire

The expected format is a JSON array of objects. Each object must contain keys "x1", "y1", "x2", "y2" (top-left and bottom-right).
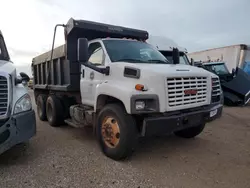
[
  {"x1": 46, "y1": 95, "x2": 64, "y2": 127},
  {"x1": 37, "y1": 95, "x2": 47, "y2": 121},
  {"x1": 36, "y1": 94, "x2": 64, "y2": 127}
]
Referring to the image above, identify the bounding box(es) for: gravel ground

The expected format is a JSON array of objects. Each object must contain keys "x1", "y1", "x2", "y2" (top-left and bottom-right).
[{"x1": 0, "y1": 90, "x2": 249, "y2": 188}]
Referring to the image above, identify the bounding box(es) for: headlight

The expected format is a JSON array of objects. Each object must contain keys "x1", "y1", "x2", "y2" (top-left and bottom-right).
[
  {"x1": 135, "y1": 101, "x2": 146, "y2": 110},
  {"x1": 14, "y1": 94, "x2": 32, "y2": 114},
  {"x1": 131, "y1": 95, "x2": 159, "y2": 114}
]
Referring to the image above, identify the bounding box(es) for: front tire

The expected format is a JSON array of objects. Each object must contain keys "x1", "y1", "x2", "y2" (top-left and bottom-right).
[
  {"x1": 96, "y1": 103, "x2": 138, "y2": 160},
  {"x1": 174, "y1": 124, "x2": 205, "y2": 138},
  {"x1": 46, "y1": 95, "x2": 64, "y2": 127}
]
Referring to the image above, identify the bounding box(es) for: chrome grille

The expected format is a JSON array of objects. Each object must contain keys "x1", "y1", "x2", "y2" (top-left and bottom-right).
[
  {"x1": 211, "y1": 77, "x2": 221, "y2": 103},
  {"x1": 212, "y1": 78, "x2": 221, "y2": 96},
  {"x1": 167, "y1": 77, "x2": 208, "y2": 107},
  {"x1": 0, "y1": 76, "x2": 8, "y2": 116}
]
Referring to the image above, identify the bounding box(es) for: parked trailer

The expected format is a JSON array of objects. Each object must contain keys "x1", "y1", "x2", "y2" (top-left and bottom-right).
[
  {"x1": 32, "y1": 18, "x2": 223, "y2": 160},
  {"x1": 187, "y1": 44, "x2": 250, "y2": 74}
]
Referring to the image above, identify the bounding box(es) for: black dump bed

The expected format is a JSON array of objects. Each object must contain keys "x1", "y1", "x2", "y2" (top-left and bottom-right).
[{"x1": 32, "y1": 18, "x2": 148, "y2": 91}]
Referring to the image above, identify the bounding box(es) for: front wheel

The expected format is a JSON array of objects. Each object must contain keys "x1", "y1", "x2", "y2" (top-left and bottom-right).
[
  {"x1": 174, "y1": 124, "x2": 205, "y2": 138},
  {"x1": 96, "y1": 103, "x2": 138, "y2": 160}
]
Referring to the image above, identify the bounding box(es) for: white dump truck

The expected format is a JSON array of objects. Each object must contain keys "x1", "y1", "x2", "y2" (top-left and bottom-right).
[
  {"x1": 187, "y1": 44, "x2": 250, "y2": 74},
  {"x1": 0, "y1": 30, "x2": 36, "y2": 155},
  {"x1": 32, "y1": 18, "x2": 223, "y2": 160}
]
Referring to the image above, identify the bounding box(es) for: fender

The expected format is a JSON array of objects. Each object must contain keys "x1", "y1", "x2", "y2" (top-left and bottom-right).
[{"x1": 94, "y1": 81, "x2": 134, "y2": 113}]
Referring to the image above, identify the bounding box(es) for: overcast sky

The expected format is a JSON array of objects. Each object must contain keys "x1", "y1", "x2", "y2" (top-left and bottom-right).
[{"x1": 0, "y1": 0, "x2": 249, "y2": 76}]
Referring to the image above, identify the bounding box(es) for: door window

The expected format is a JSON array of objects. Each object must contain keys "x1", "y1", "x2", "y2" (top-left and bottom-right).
[
  {"x1": 0, "y1": 35, "x2": 9, "y2": 61},
  {"x1": 88, "y1": 42, "x2": 104, "y2": 66}
]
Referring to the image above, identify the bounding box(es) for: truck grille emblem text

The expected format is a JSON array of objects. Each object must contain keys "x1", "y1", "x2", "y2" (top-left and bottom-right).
[{"x1": 184, "y1": 89, "x2": 197, "y2": 95}]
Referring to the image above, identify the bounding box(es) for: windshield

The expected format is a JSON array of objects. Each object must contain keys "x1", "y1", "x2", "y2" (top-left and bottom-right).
[
  {"x1": 159, "y1": 50, "x2": 190, "y2": 65},
  {"x1": 206, "y1": 64, "x2": 230, "y2": 75},
  {"x1": 0, "y1": 34, "x2": 9, "y2": 61},
  {"x1": 103, "y1": 39, "x2": 169, "y2": 64}
]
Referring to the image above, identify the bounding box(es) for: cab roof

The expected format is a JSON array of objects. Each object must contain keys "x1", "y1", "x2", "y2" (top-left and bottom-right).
[{"x1": 65, "y1": 18, "x2": 149, "y2": 41}]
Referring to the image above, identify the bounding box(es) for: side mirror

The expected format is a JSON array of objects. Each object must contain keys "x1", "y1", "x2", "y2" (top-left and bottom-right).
[
  {"x1": 15, "y1": 72, "x2": 30, "y2": 85},
  {"x1": 20, "y1": 72, "x2": 30, "y2": 82},
  {"x1": 194, "y1": 62, "x2": 203, "y2": 67},
  {"x1": 190, "y1": 58, "x2": 194, "y2": 66},
  {"x1": 77, "y1": 38, "x2": 89, "y2": 63},
  {"x1": 172, "y1": 48, "x2": 180, "y2": 64}
]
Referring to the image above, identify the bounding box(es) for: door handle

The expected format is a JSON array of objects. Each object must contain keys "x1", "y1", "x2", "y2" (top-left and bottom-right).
[
  {"x1": 90, "y1": 71, "x2": 94, "y2": 80},
  {"x1": 82, "y1": 69, "x2": 85, "y2": 78}
]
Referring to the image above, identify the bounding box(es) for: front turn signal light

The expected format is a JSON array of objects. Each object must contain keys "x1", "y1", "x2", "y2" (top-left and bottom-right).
[{"x1": 135, "y1": 84, "x2": 147, "y2": 91}]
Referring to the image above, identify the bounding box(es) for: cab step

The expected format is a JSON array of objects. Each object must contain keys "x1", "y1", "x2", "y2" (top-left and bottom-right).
[{"x1": 64, "y1": 119, "x2": 84, "y2": 128}]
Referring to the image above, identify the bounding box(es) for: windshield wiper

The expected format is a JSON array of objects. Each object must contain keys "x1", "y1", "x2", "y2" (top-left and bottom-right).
[
  {"x1": 147, "y1": 59, "x2": 170, "y2": 64},
  {"x1": 115, "y1": 58, "x2": 170, "y2": 64},
  {"x1": 116, "y1": 58, "x2": 147, "y2": 63}
]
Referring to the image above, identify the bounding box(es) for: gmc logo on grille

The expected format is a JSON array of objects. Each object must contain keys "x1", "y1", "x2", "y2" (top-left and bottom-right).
[{"x1": 184, "y1": 89, "x2": 197, "y2": 95}]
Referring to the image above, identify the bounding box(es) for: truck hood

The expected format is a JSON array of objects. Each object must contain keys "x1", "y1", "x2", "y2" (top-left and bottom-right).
[
  {"x1": 0, "y1": 60, "x2": 16, "y2": 75},
  {"x1": 116, "y1": 62, "x2": 217, "y2": 78}
]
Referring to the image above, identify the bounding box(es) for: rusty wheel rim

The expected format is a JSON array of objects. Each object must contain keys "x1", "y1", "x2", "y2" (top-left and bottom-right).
[{"x1": 101, "y1": 116, "x2": 120, "y2": 148}]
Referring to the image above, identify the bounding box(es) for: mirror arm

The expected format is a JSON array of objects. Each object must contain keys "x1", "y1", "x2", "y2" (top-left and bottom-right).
[
  {"x1": 102, "y1": 66, "x2": 110, "y2": 75},
  {"x1": 15, "y1": 78, "x2": 22, "y2": 85},
  {"x1": 81, "y1": 62, "x2": 110, "y2": 75}
]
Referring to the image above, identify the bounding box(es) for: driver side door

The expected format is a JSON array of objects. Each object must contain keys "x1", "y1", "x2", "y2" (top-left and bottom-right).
[{"x1": 80, "y1": 41, "x2": 105, "y2": 106}]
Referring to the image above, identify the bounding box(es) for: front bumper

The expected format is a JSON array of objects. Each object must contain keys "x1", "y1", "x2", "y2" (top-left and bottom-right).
[
  {"x1": 141, "y1": 103, "x2": 223, "y2": 137},
  {"x1": 0, "y1": 110, "x2": 36, "y2": 155}
]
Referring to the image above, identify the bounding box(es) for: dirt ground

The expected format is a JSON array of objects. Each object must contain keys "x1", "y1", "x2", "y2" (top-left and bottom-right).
[{"x1": 0, "y1": 90, "x2": 249, "y2": 188}]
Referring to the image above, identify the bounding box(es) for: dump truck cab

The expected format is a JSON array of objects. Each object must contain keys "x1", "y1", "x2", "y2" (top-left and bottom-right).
[{"x1": 0, "y1": 30, "x2": 36, "y2": 155}]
